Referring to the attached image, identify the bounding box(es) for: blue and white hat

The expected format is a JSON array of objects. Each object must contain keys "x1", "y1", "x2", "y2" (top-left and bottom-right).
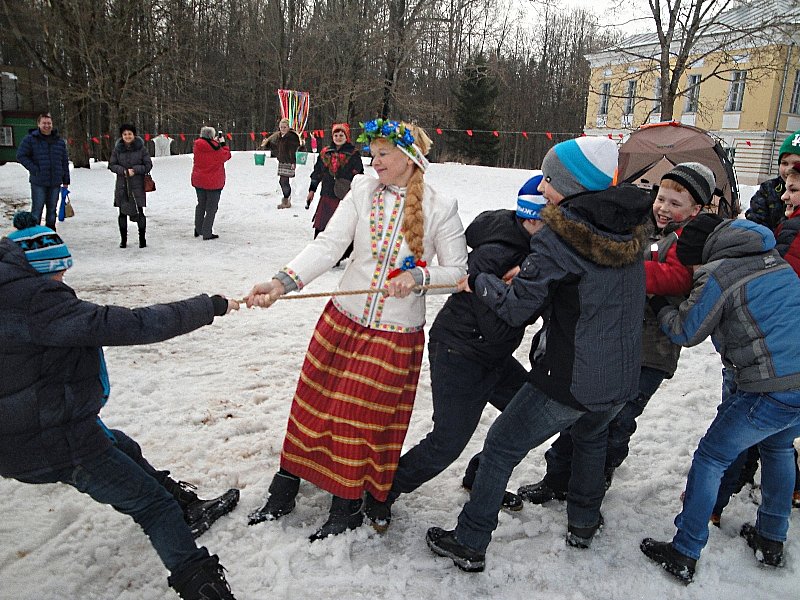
[
  {"x1": 516, "y1": 172, "x2": 546, "y2": 220},
  {"x1": 541, "y1": 136, "x2": 618, "y2": 199},
  {"x1": 7, "y1": 212, "x2": 73, "y2": 274}
]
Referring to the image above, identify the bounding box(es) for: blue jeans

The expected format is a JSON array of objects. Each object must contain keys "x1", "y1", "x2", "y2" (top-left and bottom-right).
[
  {"x1": 194, "y1": 188, "x2": 221, "y2": 238},
  {"x1": 31, "y1": 184, "x2": 61, "y2": 230},
  {"x1": 390, "y1": 341, "x2": 528, "y2": 498},
  {"x1": 672, "y1": 389, "x2": 800, "y2": 560},
  {"x1": 14, "y1": 432, "x2": 207, "y2": 575},
  {"x1": 543, "y1": 366, "x2": 667, "y2": 490},
  {"x1": 454, "y1": 382, "x2": 623, "y2": 552}
]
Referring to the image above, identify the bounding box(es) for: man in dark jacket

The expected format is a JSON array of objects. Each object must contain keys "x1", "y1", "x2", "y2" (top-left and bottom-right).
[
  {"x1": 359, "y1": 174, "x2": 547, "y2": 531},
  {"x1": 0, "y1": 212, "x2": 239, "y2": 600},
  {"x1": 426, "y1": 136, "x2": 651, "y2": 572},
  {"x1": 16, "y1": 113, "x2": 70, "y2": 231}
]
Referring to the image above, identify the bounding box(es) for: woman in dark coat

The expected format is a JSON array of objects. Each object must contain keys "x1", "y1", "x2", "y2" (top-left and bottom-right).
[
  {"x1": 109, "y1": 123, "x2": 152, "y2": 248},
  {"x1": 261, "y1": 118, "x2": 301, "y2": 209}
]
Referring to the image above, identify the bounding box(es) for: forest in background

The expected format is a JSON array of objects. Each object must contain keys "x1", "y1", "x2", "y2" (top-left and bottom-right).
[{"x1": 0, "y1": 0, "x2": 616, "y2": 168}]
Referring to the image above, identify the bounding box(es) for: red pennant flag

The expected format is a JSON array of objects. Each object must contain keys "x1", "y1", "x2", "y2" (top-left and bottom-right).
[
  {"x1": 466, "y1": 130, "x2": 473, "y2": 137},
  {"x1": 545, "y1": 132, "x2": 553, "y2": 140},
  {"x1": 67, "y1": 137, "x2": 73, "y2": 145},
  {"x1": 608, "y1": 134, "x2": 613, "y2": 139},
  {"x1": 103, "y1": 134, "x2": 110, "y2": 139},
  {"x1": 144, "y1": 133, "x2": 151, "y2": 141},
  {"x1": 492, "y1": 130, "x2": 499, "y2": 137},
  {"x1": 261, "y1": 131, "x2": 268, "y2": 137},
  {"x1": 436, "y1": 128, "x2": 443, "y2": 135},
  {"x1": 746, "y1": 140, "x2": 752, "y2": 146},
  {"x1": 302, "y1": 131, "x2": 307, "y2": 139},
  {"x1": 179, "y1": 133, "x2": 186, "y2": 141},
  {"x1": 91, "y1": 136, "x2": 100, "y2": 144},
  {"x1": 522, "y1": 131, "x2": 528, "y2": 139},
  {"x1": 581, "y1": 132, "x2": 587, "y2": 136},
  {"x1": 249, "y1": 132, "x2": 256, "y2": 141},
  {"x1": 226, "y1": 132, "x2": 232, "y2": 140},
  {"x1": 618, "y1": 133, "x2": 624, "y2": 139}
]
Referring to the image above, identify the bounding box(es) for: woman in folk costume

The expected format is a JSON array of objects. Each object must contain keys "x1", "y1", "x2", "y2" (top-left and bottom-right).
[
  {"x1": 246, "y1": 118, "x2": 467, "y2": 541},
  {"x1": 305, "y1": 122, "x2": 364, "y2": 265}
]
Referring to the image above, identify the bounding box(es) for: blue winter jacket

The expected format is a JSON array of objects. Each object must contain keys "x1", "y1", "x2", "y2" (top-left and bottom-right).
[
  {"x1": 16, "y1": 128, "x2": 71, "y2": 188},
  {"x1": 0, "y1": 238, "x2": 217, "y2": 478},
  {"x1": 658, "y1": 220, "x2": 800, "y2": 400}
]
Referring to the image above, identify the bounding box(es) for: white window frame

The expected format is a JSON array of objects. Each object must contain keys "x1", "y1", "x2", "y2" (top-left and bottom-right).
[
  {"x1": 598, "y1": 82, "x2": 611, "y2": 116},
  {"x1": 725, "y1": 70, "x2": 746, "y2": 112},
  {"x1": 684, "y1": 74, "x2": 701, "y2": 113},
  {"x1": 790, "y1": 70, "x2": 800, "y2": 115},
  {"x1": 624, "y1": 80, "x2": 637, "y2": 115}
]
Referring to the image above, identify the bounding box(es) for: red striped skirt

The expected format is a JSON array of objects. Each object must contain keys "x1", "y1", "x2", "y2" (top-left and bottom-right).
[{"x1": 280, "y1": 301, "x2": 424, "y2": 501}]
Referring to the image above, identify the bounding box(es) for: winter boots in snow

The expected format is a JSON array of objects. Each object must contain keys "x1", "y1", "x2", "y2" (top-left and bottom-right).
[
  {"x1": 462, "y1": 480, "x2": 523, "y2": 512},
  {"x1": 740, "y1": 522, "x2": 784, "y2": 567},
  {"x1": 308, "y1": 496, "x2": 363, "y2": 542},
  {"x1": 168, "y1": 554, "x2": 236, "y2": 600},
  {"x1": 426, "y1": 527, "x2": 486, "y2": 572},
  {"x1": 363, "y1": 491, "x2": 393, "y2": 533},
  {"x1": 247, "y1": 470, "x2": 300, "y2": 525},
  {"x1": 566, "y1": 513, "x2": 604, "y2": 549},
  {"x1": 118, "y1": 215, "x2": 128, "y2": 248},
  {"x1": 163, "y1": 478, "x2": 240, "y2": 539},
  {"x1": 277, "y1": 197, "x2": 292, "y2": 209},
  {"x1": 138, "y1": 214, "x2": 147, "y2": 248},
  {"x1": 517, "y1": 479, "x2": 567, "y2": 504},
  {"x1": 639, "y1": 538, "x2": 696, "y2": 584}
]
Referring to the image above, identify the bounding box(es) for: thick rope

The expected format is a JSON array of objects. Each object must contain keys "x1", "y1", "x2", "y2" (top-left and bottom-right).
[{"x1": 239, "y1": 282, "x2": 458, "y2": 303}]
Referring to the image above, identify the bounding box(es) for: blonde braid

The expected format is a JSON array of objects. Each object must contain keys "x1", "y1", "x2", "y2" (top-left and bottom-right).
[{"x1": 403, "y1": 168, "x2": 426, "y2": 261}]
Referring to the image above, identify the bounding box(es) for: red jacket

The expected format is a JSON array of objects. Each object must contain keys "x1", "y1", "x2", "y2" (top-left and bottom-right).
[
  {"x1": 191, "y1": 138, "x2": 231, "y2": 190},
  {"x1": 644, "y1": 226, "x2": 693, "y2": 296}
]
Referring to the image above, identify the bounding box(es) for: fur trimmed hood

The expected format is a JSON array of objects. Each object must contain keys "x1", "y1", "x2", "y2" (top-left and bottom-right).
[
  {"x1": 114, "y1": 136, "x2": 145, "y2": 152},
  {"x1": 541, "y1": 184, "x2": 651, "y2": 268}
]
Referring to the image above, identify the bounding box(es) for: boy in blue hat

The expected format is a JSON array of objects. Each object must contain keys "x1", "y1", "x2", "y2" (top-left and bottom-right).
[
  {"x1": 1, "y1": 212, "x2": 240, "y2": 600},
  {"x1": 360, "y1": 174, "x2": 547, "y2": 531}
]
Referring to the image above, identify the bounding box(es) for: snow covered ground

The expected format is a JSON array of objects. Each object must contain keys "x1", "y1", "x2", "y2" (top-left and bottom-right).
[{"x1": 0, "y1": 151, "x2": 795, "y2": 600}]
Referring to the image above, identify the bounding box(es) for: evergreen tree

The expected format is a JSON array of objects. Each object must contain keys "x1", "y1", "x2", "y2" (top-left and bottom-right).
[{"x1": 451, "y1": 55, "x2": 500, "y2": 165}]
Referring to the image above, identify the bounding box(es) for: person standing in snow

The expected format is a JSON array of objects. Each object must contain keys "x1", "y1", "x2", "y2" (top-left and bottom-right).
[
  {"x1": 0, "y1": 212, "x2": 240, "y2": 600},
  {"x1": 260, "y1": 118, "x2": 301, "y2": 209},
  {"x1": 245, "y1": 118, "x2": 467, "y2": 542},
  {"x1": 109, "y1": 123, "x2": 151, "y2": 248},
  {"x1": 191, "y1": 127, "x2": 232, "y2": 240},
  {"x1": 641, "y1": 214, "x2": 800, "y2": 584},
  {"x1": 15, "y1": 112, "x2": 70, "y2": 231}
]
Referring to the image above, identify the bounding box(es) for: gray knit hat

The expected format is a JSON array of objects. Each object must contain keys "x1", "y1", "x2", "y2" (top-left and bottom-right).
[
  {"x1": 200, "y1": 126, "x2": 216, "y2": 139},
  {"x1": 540, "y1": 137, "x2": 618, "y2": 199},
  {"x1": 660, "y1": 162, "x2": 716, "y2": 206}
]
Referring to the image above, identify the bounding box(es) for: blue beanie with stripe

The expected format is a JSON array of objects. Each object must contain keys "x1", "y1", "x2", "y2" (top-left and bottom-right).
[
  {"x1": 516, "y1": 172, "x2": 546, "y2": 220},
  {"x1": 7, "y1": 212, "x2": 73, "y2": 274},
  {"x1": 541, "y1": 137, "x2": 618, "y2": 199}
]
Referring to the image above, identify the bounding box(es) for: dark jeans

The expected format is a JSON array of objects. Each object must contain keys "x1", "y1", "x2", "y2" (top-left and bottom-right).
[
  {"x1": 31, "y1": 184, "x2": 61, "y2": 230},
  {"x1": 389, "y1": 341, "x2": 528, "y2": 500},
  {"x1": 279, "y1": 176, "x2": 291, "y2": 198},
  {"x1": 14, "y1": 429, "x2": 207, "y2": 575},
  {"x1": 194, "y1": 188, "x2": 221, "y2": 238},
  {"x1": 454, "y1": 382, "x2": 623, "y2": 552},
  {"x1": 542, "y1": 366, "x2": 668, "y2": 491}
]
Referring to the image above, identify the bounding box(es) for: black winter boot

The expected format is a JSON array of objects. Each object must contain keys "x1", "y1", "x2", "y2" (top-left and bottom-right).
[
  {"x1": 517, "y1": 479, "x2": 567, "y2": 504},
  {"x1": 740, "y1": 522, "x2": 784, "y2": 567},
  {"x1": 163, "y1": 478, "x2": 240, "y2": 539},
  {"x1": 168, "y1": 554, "x2": 236, "y2": 600},
  {"x1": 566, "y1": 513, "x2": 604, "y2": 549},
  {"x1": 247, "y1": 471, "x2": 300, "y2": 525},
  {"x1": 118, "y1": 215, "x2": 128, "y2": 248},
  {"x1": 363, "y1": 491, "x2": 393, "y2": 532},
  {"x1": 138, "y1": 214, "x2": 147, "y2": 248},
  {"x1": 426, "y1": 527, "x2": 485, "y2": 572},
  {"x1": 308, "y1": 496, "x2": 363, "y2": 542},
  {"x1": 640, "y1": 538, "x2": 696, "y2": 584}
]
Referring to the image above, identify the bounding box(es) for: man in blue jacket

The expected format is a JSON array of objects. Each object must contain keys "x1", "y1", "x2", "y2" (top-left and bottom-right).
[
  {"x1": 641, "y1": 214, "x2": 800, "y2": 584},
  {"x1": 426, "y1": 137, "x2": 652, "y2": 572},
  {"x1": 0, "y1": 212, "x2": 240, "y2": 600},
  {"x1": 16, "y1": 113, "x2": 70, "y2": 230}
]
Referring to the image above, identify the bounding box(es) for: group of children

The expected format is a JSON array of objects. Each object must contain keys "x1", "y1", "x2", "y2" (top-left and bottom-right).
[{"x1": 3, "y1": 124, "x2": 800, "y2": 598}]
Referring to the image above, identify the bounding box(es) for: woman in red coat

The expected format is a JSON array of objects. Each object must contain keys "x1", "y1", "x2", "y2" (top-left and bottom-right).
[{"x1": 191, "y1": 126, "x2": 232, "y2": 240}]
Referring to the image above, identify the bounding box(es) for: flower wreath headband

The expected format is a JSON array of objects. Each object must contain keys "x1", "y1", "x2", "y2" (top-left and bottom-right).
[{"x1": 356, "y1": 118, "x2": 430, "y2": 173}]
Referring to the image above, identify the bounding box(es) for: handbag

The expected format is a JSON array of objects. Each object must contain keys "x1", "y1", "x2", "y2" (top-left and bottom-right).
[
  {"x1": 65, "y1": 200, "x2": 75, "y2": 218},
  {"x1": 144, "y1": 173, "x2": 156, "y2": 192},
  {"x1": 333, "y1": 177, "x2": 351, "y2": 200},
  {"x1": 277, "y1": 162, "x2": 296, "y2": 178}
]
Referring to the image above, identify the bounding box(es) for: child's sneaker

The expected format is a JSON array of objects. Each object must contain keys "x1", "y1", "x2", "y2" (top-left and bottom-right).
[{"x1": 740, "y1": 523, "x2": 784, "y2": 567}]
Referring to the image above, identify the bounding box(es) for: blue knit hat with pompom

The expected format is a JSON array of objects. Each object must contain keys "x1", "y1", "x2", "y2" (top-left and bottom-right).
[{"x1": 7, "y1": 211, "x2": 73, "y2": 274}]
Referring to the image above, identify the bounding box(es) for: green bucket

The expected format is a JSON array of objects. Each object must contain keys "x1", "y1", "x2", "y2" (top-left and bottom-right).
[
  {"x1": 254, "y1": 152, "x2": 266, "y2": 166},
  {"x1": 295, "y1": 151, "x2": 308, "y2": 165}
]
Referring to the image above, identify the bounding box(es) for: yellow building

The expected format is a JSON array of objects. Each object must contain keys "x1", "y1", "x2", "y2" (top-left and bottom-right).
[{"x1": 584, "y1": 1, "x2": 800, "y2": 185}]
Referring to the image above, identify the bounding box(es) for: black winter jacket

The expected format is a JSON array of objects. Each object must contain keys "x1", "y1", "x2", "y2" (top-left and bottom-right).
[
  {"x1": 429, "y1": 209, "x2": 533, "y2": 365},
  {"x1": 109, "y1": 136, "x2": 152, "y2": 209},
  {"x1": 309, "y1": 143, "x2": 364, "y2": 199},
  {"x1": 472, "y1": 184, "x2": 651, "y2": 412},
  {"x1": 0, "y1": 238, "x2": 217, "y2": 479}
]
